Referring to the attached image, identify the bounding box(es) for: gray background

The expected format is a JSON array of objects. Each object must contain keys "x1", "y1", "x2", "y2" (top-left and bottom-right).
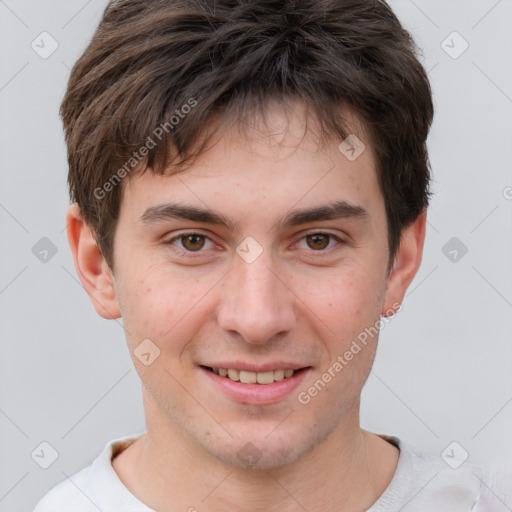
[{"x1": 0, "y1": 0, "x2": 511, "y2": 510}]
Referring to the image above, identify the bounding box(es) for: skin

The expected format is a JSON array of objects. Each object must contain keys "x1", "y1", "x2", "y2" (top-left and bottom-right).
[{"x1": 67, "y1": 102, "x2": 426, "y2": 512}]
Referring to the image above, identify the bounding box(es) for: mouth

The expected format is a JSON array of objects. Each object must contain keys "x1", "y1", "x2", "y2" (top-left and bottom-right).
[
  {"x1": 199, "y1": 364, "x2": 312, "y2": 405},
  {"x1": 201, "y1": 365, "x2": 307, "y2": 385}
]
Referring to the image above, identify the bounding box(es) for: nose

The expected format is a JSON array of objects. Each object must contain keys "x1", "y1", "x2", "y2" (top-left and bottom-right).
[{"x1": 216, "y1": 250, "x2": 297, "y2": 345}]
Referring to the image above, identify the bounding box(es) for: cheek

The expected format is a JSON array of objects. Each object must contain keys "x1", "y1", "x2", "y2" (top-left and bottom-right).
[
  {"x1": 311, "y1": 264, "x2": 383, "y2": 333},
  {"x1": 118, "y1": 266, "x2": 214, "y2": 346}
]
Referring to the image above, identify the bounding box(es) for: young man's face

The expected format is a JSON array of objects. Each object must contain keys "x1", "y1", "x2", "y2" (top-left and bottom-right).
[{"x1": 70, "y1": 102, "x2": 424, "y2": 469}]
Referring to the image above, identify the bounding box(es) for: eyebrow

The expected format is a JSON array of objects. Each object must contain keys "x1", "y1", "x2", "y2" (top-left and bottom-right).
[{"x1": 138, "y1": 200, "x2": 369, "y2": 231}]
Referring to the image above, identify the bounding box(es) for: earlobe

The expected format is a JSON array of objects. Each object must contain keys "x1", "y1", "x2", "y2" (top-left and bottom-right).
[
  {"x1": 66, "y1": 203, "x2": 121, "y2": 319},
  {"x1": 381, "y1": 210, "x2": 427, "y2": 317}
]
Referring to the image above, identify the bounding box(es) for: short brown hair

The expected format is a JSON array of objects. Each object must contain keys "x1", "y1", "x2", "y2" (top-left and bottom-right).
[{"x1": 61, "y1": 0, "x2": 434, "y2": 272}]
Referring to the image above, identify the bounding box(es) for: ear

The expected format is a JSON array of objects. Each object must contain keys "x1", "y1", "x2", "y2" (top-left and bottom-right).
[
  {"x1": 66, "y1": 204, "x2": 121, "y2": 319},
  {"x1": 381, "y1": 209, "x2": 427, "y2": 316}
]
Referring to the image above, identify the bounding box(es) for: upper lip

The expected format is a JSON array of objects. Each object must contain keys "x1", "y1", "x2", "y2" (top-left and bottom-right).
[{"x1": 200, "y1": 362, "x2": 311, "y2": 372}]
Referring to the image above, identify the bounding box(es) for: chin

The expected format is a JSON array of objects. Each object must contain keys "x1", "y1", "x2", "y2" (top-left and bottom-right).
[
  {"x1": 201, "y1": 428, "x2": 322, "y2": 470},
  {"x1": 213, "y1": 444, "x2": 307, "y2": 470}
]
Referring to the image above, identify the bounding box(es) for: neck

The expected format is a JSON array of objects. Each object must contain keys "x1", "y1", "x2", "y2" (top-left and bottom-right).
[{"x1": 113, "y1": 398, "x2": 398, "y2": 512}]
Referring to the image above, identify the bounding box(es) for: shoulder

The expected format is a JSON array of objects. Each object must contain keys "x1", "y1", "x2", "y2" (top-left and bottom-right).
[
  {"x1": 375, "y1": 435, "x2": 508, "y2": 511},
  {"x1": 32, "y1": 465, "x2": 95, "y2": 512},
  {"x1": 32, "y1": 433, "x2": 147, "y2": 512},
  {"x1": 402, "y1": 440, "x2": 483, "y2": 510},
  {"x1": 473, "y1": 460, "x2": 512, "y2": 512}
]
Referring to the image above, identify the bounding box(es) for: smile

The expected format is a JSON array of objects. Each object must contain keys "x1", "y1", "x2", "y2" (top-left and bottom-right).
[
  {"x1": 200, "y1": 365, "x2": 312, "y2": 405},
  {"x1": 205, "y1": 367, "x2": 297, "y2": 384}
]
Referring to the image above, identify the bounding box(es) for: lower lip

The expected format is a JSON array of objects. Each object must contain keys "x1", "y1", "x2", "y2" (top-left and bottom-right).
[{"x1": 200, "y1": 367, "x2": 311, "y2": 405}]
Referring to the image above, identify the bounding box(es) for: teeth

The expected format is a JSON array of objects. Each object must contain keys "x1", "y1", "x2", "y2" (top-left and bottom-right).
[
  {"x1": 256, "y1": 371, "x2": 274, "y2": 384},
  {"x1": 273, "y1": 369, "x2": 285, "y2": 381},
  {"x1": 240, "y1": 371, "x2": 257, "y2": 384},
  {"x1": 227, "y1": 368, "x2": 240, "y2": 381},
  {"x1": 211, "y1": 367, "x2": 297, "y2": 384}
]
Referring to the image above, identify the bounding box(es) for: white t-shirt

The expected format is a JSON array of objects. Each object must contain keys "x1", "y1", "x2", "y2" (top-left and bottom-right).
[{"x1": 33, "y1": 432, "x2": 510, "y2": 512}]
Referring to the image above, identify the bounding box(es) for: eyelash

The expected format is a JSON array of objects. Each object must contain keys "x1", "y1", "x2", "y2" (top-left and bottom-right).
[{"x1": 164, "y1": 231, "x2": 345, "y2": 258}]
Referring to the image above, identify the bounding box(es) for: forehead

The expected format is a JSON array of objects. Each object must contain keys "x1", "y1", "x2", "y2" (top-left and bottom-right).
[{"x1": 120, "y1": 101, "x2": 382, "y2": 223}]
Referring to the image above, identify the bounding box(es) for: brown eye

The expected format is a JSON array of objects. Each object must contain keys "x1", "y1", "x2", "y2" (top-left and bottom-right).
[
  {"x1": 306, "y1": 233, "x2": 331, "y2": 250},
  {"x1": 181, "y1": 234, "x2": 206, "y2": 251},
  {"x1": 164, "y1": 232, "x2": 216, "y2": 258}
]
